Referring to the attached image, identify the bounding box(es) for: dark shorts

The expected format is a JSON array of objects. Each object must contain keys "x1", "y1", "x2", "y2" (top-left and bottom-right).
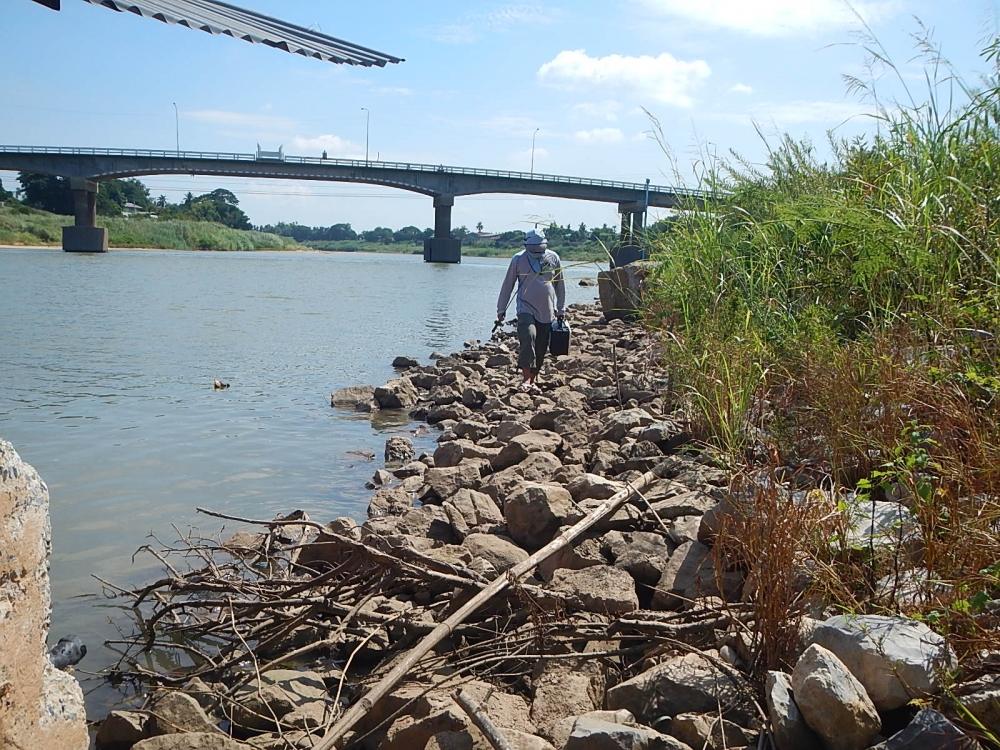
[{"x1": 517, "y1": 313, "x2": 550, "y2": 372}]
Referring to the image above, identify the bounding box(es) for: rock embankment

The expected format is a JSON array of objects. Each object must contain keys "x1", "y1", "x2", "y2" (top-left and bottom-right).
[
  {"x1": 0, "y1": 440, "x2": 88, "y2": 750},
  {"x1": 98, "y1": 302, "x2": 993, "y2": 749}
]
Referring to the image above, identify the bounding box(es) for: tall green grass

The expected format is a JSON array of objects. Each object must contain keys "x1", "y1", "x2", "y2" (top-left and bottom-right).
[
  {"x1": 645, "y1": 35, "x2": 1000, "y2": 678},
  {"x1": 0, "y1": 204, "x2": 301, "y2": 251}
]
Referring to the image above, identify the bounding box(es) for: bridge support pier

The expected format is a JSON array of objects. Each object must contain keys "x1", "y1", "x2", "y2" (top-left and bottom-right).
[
  {"x1": 62, "y1": 179, "x2": 107, "y2": 253},
  {"x1": 423, "y1": 194, "x2": 461, "y2": 263},
  {"x1": 612, "y1": 201, "x2": 647, "y2": 268}
]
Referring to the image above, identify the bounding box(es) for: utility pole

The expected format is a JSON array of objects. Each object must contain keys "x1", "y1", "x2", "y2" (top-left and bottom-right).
[
  {"x1": 530, "y1": 127, "x2": 539, "y2": 176},
  {"x1": 172, "y1": 102, "x2": 179, "y2": 154},
  {"x1": 361, "y1": 107, "x2": 370, "y2": 165}
]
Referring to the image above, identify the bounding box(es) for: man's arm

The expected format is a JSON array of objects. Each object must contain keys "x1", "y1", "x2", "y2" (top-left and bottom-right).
[
  {"x1": 553, "y1": 254, "x2": 567, "y2": 317},
  {"x1": 496, "y1": 255, "x2": 518, "y2": 319}
]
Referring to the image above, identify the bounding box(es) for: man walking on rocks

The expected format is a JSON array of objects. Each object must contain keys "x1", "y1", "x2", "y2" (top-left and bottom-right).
[{"x1": 496, "y1": 229, "x2": 566, "y2": 392}]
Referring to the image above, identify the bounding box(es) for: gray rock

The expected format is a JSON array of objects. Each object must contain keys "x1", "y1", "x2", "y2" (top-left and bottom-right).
[
  {"x1": 610, "y1": 531, "x2": 673, "y2": 586},
  {"x1": 568, "y1": 473, "x2": 626, "y2": 501},
  {"x1": 462, "y1": 533, "x2": 528, "y2": 573},
  {"x1": 96, "y1": 710, "x2": 150, "y2": 748},
  {"x1": 394, "y1": 505, "x2": 455, "y2": 543},
  {"x1": 422, "y1": 462, "x2": 485, "y2": 502},
  {"x1": 959, "y1": 677, "x2": 1000, "y2": 737},
  {"x1": 530, "y1": 659, "x2": 606, "y2": 742},
  {"x1": 652, "y1": 540, "x2": 742, "y2": 609},
  {"x1": 670, "y1": 712, "x2": 752, "y2": 750},
  {"x1": 384, "y1": 436, "x2": 414, "y2": 464},
  {"x1": 550, "y1": 566, "x2": 638, "y2": 615},
  {"x1": 442, "y1": 488, "x2": 503, "y2": 539},
  {"x1": 330, "y1": 384, "x2": 375, "y2": 411},
  {"x1": 432, "y1": 441, "x2": 468, "y2": 468},
  {"x1": 564, "y1": 717, "x2": 690, "y2": 750},
  {"x1": 374, "y1": 378, "x2": 419, "y2": 409},
  {"x1": 765, "y1": 671, "x2": 819, "y2": 750},
  {"x1": 594, "y1": 408, "x2": 656, "y2": 443},
  {"x1": 133, "y1": 735, "x2": 248, "y2": 749},
  {"x1": 791, "y1": 644, "x2": 881, "y2": 750},
  {"x1": 491, "y1": 429, "x2": 563, "y2": 470},
  {"x1": 149, "y1": 691, "x2": 218, "y2": 735},
  {"x1": 810, "y1": 614, "x2": 957, "y2": 711},
  {"x1": 606, "y1": 652, "x2": 753, "y2": 725},
  {"x1": 496, "y1": 420, "x2": 530, "y2": 443},
  {"x1": 454, "y1": 420, "x2": 492, "y2": 441},
  {"x1": 537, "y1": 535, "x2": 606, "y2": 581},
  {"x1": 231, "y1": 669, "x2": 328, "y2": 733},
  {"x1": 367, "y1": 488, "x2": 412, "y2": 518},
  {"x1": 504, "y1": 482, "x2": 577, "y2": 550},
  {"x1": 550, "y1": 711, "x2": 637, "y2": 750},
  {"x1": 869, "y1": 708, "x2": 982, "y2": 749}
]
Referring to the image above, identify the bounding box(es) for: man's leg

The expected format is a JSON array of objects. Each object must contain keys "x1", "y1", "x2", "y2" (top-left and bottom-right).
[
  {"x1": 516, "y1": 314, "x2": 537, "y2": 383},
  {"x1": 534, "y1": 320, "x2": 551, "y2": 374}
]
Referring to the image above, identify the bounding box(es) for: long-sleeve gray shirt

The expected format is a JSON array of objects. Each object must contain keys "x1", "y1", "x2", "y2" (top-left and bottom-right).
[{"x1": 496, "y1": 248, "x2": 566, "y2": 324}]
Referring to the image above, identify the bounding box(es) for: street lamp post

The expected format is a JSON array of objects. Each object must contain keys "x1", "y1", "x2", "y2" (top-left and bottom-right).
[
  {"x1": 530, "y1": 127, "x2": 539, "y2": 176},
  {"x1": 172, "y1": 102, "x2": 179, "y2": 154},
  {"x1": 361, "y1": 107, "x2": 370, "y2": 164}
]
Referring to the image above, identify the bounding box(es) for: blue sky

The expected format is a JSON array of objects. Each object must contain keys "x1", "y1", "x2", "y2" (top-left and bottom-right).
[{"x1": 2, "y1": 0, "x2": 997, "y2": 233}]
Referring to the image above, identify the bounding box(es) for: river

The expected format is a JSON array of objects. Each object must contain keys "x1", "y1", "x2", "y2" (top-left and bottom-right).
[{"x1": 0, "y1": 246, "x2": 599, "y2": 718}]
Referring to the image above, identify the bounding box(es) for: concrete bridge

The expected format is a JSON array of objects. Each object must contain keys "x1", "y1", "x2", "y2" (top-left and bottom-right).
[{"x1": 0, "y1": 145, "x2": 707, "y2": 262}]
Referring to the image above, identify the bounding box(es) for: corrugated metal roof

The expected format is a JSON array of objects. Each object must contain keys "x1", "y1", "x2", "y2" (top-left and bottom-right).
[{"x1": 32, "y1": 0, "x2": 403, "y2": 67}]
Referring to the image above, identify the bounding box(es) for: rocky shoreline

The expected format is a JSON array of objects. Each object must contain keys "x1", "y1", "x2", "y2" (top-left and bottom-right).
[{"x1": 93, "y1": 301, "x2": 997, "y2": 750}]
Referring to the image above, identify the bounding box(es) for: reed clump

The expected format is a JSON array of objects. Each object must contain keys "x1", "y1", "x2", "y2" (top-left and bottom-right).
[{"x1": 646, "y1": 35, "x2": 1000, "y2": 675}]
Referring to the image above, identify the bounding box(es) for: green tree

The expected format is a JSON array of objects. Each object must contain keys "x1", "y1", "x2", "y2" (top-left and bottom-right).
[
  {"x1": 476, "y1": 221, "x2": 484, "y2": 234},
  {"x1": 17, "y1": 173, "x2": 73, "y2": 214},
  {"x1": 362, "y1": 227, "x2": 394, "y2": 243},
  {"x1": 393, "y1": 225, "x2": 423, "y2": 243},
  {"x1": 0, "y1": 178, "x2": 12, "y2": 202}
]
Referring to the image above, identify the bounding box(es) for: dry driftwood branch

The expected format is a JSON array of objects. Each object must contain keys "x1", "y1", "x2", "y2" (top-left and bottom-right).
[
  {"x1": 454, "y1": 688, "x2": 515, "y2": 750},
  {"x1": 313, "y1": 461, "x2": 671, "y2": 749}
]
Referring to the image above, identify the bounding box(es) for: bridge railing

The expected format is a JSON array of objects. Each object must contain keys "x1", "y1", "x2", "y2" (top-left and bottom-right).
[{"x1": 0, "y1": 144, "x2": 711, "y2": 198}]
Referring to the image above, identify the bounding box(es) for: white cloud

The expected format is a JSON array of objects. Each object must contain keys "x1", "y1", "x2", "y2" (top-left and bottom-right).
[
  {"x1": 289, "y1": 134, "x2": 363, "y2": 157},
  {"x1": 186, "y1": 109, "x2": 296, "y2": 131},
  {"x1": 729, "y1": 83, "x2": 754, "y2": 95},
  {"x1": 574, "y1": 127, "x2": 624, "y2": 144},
  {"x1": 538, "y1": 49, "x2": 710, "y2": 107},
  {"x1": 570, "y1": 100, "x2": 624, "y2": 122},
  {"x1": 487, "y1": 5, "x2": 558, "y2": 29},
  {"x1": 431, "y1": 5, "x2": 557, "y2": 44},
  {"x1": 481, "y1": 115, "x2": 540, "y2": 138},
  {"x1": 638, "y1": 0, "x2": 901, "y2": 36}
]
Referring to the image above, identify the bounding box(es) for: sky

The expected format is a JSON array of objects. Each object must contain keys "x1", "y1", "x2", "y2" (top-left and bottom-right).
[{"x1": 1, "y1": 0, "x2": 998, "y2": 233}]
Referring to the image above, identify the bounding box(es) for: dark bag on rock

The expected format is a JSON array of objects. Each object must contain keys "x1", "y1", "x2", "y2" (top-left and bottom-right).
[{"x1": 549, "y1": 319, "x2": 571, "y2": 356}]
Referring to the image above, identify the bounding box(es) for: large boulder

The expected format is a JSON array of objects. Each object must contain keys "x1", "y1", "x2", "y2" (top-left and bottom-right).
[
  {"x1": 568, "y1": 473, "x2": 626, "y2": 502},
  {"x1": 462, "y1": 533, "x2": 528, "y2": 573},
  {"x1": 869, "y1": 708, "x2": 982, "y2": 750},
  {"x1": 652, "y1": 540, "x2": 742, "y2": 609},
  {"x1": 564, "y1": 717, "x2": 690, "y2": 750},
  {"x1": 384, "y1": 436, "x2": 414, "y2": 464},
  {"x1": 669, "y1": 712, "x2": 752, "y2": 750},
  {"x1": 492, "y1": 430, "x2": 563, "y2": 471},
  {"x1": 96, "y1": 710, "x2": 151, "y2": 749},
  {"x1": 374, "y1": 378, "x2": 419, "y2": 410},
  {"x1": 594, "y1": 408, "x2": 655, "y2": 443},
  {"x1": 230, "y1": 669, "x2": 328, "y2": 732},
  {"x1": 530, "y1": 659, "x2": 606, "y2": 742},
  {"x1": 0, "y1": 441, "x2": 88, "y2": 750},
  {"x1": 764, "y1": 671, "x2": 819, "y2": 750},
  {"x1": 422, "y1": 462, "x2": 485, "y2": 502},
  {"x1": 442, "y1": 488, "x2": 503, "y2": 539},
  {"x1": 791, "y1": 644, "x2": 881, "y2": 750},
  {"x1": 550, "y1": 565, "x2": 639, "y2": 615},
  {"x1": 504, "y1": 482, "x2": 577, "y2": 550},
  {"x1": 149, "y1": 691, "x2": 218, "y2": 735},
  {"x1": 606, "y1": 652, "x2": 753, "y2": 725},
  {"x1": 330, "y1": 384, "x2": 375, "y2": 411},
  {"x1": 810, "y1": 615, "x2": 956, "y2": 711}
]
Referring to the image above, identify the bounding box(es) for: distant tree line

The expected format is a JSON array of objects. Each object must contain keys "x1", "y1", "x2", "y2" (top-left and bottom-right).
[
  {"x1": 256, "y1": 219, "x2": 672, "y2": 248},
  {"x1": 10, "y1": 173, "x2": 252, "y2": 230}
]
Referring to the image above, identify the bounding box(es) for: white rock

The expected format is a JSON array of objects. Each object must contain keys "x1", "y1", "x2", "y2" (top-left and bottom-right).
[
  {"x1": 791, "y1": 644, "x2": 881, "y2": 750},
  {"x1": 765, "y1": 671, "x2": 819, "y2": 750},
  {"x1": 811, "y1": 614, "x2": 956, "y2": 710}
]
